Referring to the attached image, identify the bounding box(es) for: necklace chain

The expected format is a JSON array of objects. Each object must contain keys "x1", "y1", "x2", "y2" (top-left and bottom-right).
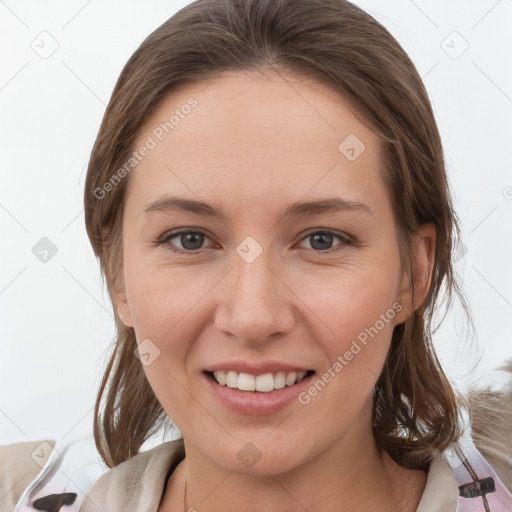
[{"x1": 183, "y1": 473, "x2": 187, "y2": 512}]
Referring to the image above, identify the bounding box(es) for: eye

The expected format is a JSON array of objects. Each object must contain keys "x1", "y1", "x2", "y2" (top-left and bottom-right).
[
  {"x1": 157, "y1": 229, "x2": 354, "y2": 255},
  {"x1": 296, "y1": 230, "x2": 354, "y2": 252},
  {"x1": 157, "y1": 229, "x2": 216, "y2": 254}
]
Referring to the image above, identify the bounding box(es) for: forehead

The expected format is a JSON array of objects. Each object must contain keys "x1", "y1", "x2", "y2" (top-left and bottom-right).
[{"x1": 127, "y1": 70, "x2": 386, "y2": 215}]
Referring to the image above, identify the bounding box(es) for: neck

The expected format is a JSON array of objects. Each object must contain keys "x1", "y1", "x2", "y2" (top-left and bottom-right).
[{"x1": 176, "y1": 428, "x2": 426, "y2": 512}]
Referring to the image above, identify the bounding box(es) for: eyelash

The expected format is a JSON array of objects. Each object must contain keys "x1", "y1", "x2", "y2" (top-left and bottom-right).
[{"x1": 156, "y1": 228, "x2": 355, "y2": 255}]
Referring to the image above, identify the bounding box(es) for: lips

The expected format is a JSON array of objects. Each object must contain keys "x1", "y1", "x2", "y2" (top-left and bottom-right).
[
  {"x1": 203, "y1": 367, "x2": 316, "y2": 415},
  {"x1": 205, "y1": 361, "x2": 312, "y2": 375}
]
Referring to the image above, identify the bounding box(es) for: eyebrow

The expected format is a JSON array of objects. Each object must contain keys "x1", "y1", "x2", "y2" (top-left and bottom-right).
[{"x1": 143, "y1": 195, "x2": 372, "y2": 220}]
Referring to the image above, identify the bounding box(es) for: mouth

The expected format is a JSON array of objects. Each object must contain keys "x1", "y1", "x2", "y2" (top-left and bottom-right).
[
  {"x1": 204, "y1": 369, "x2": 316, "y2": 393},
  {"x1": 202, "y1": 367, "x2": 317, "y2": 415}
]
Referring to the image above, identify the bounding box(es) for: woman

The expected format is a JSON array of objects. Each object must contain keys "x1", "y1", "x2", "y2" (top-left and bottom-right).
[{"x1": 2, "y1": 0, "x2": 512, "y2": 511}]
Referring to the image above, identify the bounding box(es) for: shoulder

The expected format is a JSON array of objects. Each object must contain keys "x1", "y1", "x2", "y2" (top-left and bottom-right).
[
  {"x1": 0, "y1": 439, "x2": 56, "y2": 512},
  {"x1": 81, "y1": 438, "x2": 185, "y2": 512},
  {"x1": 468, "y1": 359, "x2": 512, "y2": 493},
  {"x1": 1, "y1": 435, "x2": 185, "y2": 512}
]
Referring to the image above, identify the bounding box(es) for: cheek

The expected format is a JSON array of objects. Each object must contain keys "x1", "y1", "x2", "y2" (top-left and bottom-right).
[
  {"x1": 126, "y1": 268, "x2": 205, "y2": 425},
  {"x1": 294, "y1": 290, "x2": 398, "y2": 440},
  {"x1": 298, "y1": 260, "x2": 400, "y2": 346},
  {"x1": 123, "y1": 253, "x2": 210, "y2": 336},
  {"x1": 291, "y1": 257, "x2": 401, "y2": 412},
  {"x1": 123, "y1": 263, "x2": 212, "y2": 408}
]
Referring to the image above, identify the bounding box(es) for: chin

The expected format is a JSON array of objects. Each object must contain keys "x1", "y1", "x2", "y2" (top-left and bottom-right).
[{"x1": 209, "y1": 436, "x2": 311, "y2": 477}]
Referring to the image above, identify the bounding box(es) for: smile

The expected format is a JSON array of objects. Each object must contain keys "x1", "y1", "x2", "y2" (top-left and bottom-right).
[{"x1": 208, "y1": 370, "x2": 314, "y2": 392}]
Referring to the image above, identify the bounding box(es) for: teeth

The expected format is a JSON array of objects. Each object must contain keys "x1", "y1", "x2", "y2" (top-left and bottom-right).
[
  {"x1": 215, "y1": 371, "x2": 227, "y2": 386},
  {"x1": 285, "y1": 372, "x2": 297, "y2": 386},
  {"x1": 212, "y1": 370, "x2": 309, "y2": 392},
  {"x1": 226, "y1": 371, "x2": 238, "y2": 388},
  {"x1": 238, "y1": 373, "x2": 256, "y2": 391},
  {"x1": 274, "y1": 371, "x2": 286, "y2": 390}
]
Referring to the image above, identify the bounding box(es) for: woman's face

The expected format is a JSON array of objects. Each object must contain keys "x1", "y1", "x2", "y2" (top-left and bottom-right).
[{"x1": 114, "y1": 70, "x2": 433, "y2": 475}]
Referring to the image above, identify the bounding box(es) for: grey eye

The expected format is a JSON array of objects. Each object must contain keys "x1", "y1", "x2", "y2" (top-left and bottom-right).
[
  {"x1": 176, "y1": 232, "x2": 205, "y2": 251},
  {"x1": 308, "y1": 232, "x2": 335, "y2": 251}
]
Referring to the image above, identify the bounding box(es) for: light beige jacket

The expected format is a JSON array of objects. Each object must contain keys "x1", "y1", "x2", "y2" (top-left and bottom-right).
[{"x1": 2, "y1": 366, "x2": 512, "y2": 511}]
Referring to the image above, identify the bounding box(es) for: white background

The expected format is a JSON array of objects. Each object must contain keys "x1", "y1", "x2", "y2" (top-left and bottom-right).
[{"x1": 1, "y1": 0, "x2": 511, "y2": 447}]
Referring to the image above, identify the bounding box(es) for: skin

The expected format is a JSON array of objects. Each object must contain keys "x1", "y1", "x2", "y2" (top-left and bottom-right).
[{"x1": 113, "y1": 69, "x2": 435, "y2": 512}]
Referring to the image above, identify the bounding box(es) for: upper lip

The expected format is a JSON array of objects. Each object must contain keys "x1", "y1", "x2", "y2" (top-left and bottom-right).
[{"x1": 205, "y1": 361, "x2": 313, "y2": 376}]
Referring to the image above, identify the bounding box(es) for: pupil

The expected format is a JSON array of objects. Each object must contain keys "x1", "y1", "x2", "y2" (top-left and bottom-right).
[
  {"x1": 182, "y1": 233, "x2": 203, "y2": 250},
  {"x1": 311, "y1": 233, "x2": 332, "y2": 250}
]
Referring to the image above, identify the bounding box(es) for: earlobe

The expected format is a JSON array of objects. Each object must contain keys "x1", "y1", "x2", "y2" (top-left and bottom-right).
[
  {"x1": 114, "y1": 289, "x2": 134, "y2": 328},
  {"x1": 394, "y1": 223, "x2": 436, "y2": 325},
  {"x1": 110, "y1": 279, "x2": 134, "y2": 328}
]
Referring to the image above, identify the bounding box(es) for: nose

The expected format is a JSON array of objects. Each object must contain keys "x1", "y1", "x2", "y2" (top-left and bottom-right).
[{"x1": 214, "y1": 247, "x2": 295, "y2": 344}]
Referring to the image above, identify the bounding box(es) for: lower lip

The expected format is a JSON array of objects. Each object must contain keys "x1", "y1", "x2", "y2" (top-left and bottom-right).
[{"x1": 203, "y1": 372, "x2": 315, "y2": 416}]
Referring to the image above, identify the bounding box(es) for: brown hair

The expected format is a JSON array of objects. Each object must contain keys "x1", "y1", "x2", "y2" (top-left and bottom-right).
[{"x1": 84, "y1": 0, "x2": 473, "y2": 469}]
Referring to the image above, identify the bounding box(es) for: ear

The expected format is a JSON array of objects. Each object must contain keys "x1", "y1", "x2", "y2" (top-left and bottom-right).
[
  {"x1": 394, "y1": 223, "x2": 436, "y2": 325},
  {"x1": 112, "y1": 285, "x2": 134, "y2": 329},
  {"x1": 102, "y1": 228, "x2": 134, "y2": 329}
]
